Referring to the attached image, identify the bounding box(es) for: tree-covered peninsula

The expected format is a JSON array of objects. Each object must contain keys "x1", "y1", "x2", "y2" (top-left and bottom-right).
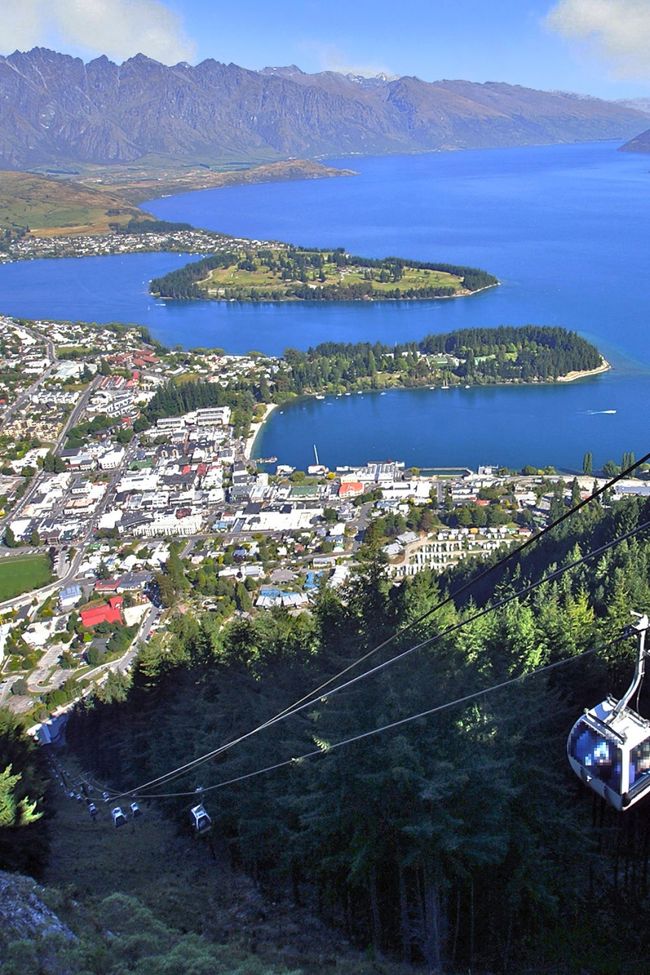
[
  {"x1": 281, "y1": 326, "x2": 604, "y2": 394},
  {"x1": 150, "y1": 245, "x2": 498, "y2": 301},
  {"x1": 140, "y1": 326, "x2": 605, "y2": 436},
  {"x1": 133, "y1": 327, "x2": 604, "y2": 448}
]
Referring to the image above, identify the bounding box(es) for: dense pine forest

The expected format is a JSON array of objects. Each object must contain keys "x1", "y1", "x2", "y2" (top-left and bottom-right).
[
  {"x1": 144, "y1": 380, "x2": 258, "y2": 436},
  {"x1": 151, "y1": 250, "x2": 238, "y2": 299},
  {"x1": 1, "y1": 494, "x2": 646, "y2": 972},
  {"x1": 149, "y1": 247, "x2": 498, "y2": 302},
  {"x1": 282, "y1": 327, "x2": 602, "y2": 392}
]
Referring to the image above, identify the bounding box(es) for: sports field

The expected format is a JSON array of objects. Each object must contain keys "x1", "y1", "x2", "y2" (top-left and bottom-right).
[{"x1": 0, "y1": 554, "x2": 53, "y2": 601}]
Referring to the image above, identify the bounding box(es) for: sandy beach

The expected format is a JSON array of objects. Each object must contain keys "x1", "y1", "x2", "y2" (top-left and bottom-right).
[
  {"x1": 557, "y1": 357, "x2": 611, "y2": 383},
  {"x1": 243, "y1": 402, "x2": 278, "y2": 460}
]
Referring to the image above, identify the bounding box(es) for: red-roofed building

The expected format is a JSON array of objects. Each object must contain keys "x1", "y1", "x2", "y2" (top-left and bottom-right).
[
  {"x1": 338, "y1": 481, "x2": 364, "y2": 498},
  {"x1": 80, "y1": 596, "x2": 124, "y2": 629},
  {"x1": 132, "y1": 350, "x2": 159, "y2": 368}
]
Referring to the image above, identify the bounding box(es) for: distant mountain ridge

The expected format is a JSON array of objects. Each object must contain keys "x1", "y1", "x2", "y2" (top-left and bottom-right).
[
  {"x1": 617, "y1": 97, "x2": 650, "y2": 116},
  {"x1": 0, "y1": 47, "x2": 648, "y2": 169}
]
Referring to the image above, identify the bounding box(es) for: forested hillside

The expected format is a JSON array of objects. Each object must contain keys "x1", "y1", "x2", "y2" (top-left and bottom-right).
[
  {"x1": 0, "y1": 710, "x2": 49, "y2": 877},
  {"x1": 51, "y1": 493, "x2": 650, "y2": 973}
]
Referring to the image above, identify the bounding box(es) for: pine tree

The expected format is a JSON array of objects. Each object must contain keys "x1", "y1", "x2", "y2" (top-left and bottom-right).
[{"x1": 0, "y1": 709, "x2": 48, "y2": 873}]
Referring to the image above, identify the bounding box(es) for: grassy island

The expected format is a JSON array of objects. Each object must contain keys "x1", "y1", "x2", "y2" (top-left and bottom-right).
[{"x1": 149, "y1": 246, "x2": 498, "y2": 302}]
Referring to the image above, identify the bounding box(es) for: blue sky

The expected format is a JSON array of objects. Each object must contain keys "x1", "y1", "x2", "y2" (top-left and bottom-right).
[{"x1": 3, "y1": 0, "x2": 650, "y2": 98}]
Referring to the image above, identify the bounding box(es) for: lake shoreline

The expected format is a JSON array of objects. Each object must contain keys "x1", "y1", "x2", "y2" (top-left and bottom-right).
[
  {"x1": 244, "y1": 402, "x2": 279, "y2": 460},
  {"x1": 191, "y1": 281, "x2": 500, "y2": 305},
  {"x1": 0, "y1": 142, "x2": 647, "y2": 471},
  {"x1": 250, "y1": 355, "x2": 614, "y2": 464},
  {"x1": 557, "y1": 357, "x2": 611, "y2": 383}
]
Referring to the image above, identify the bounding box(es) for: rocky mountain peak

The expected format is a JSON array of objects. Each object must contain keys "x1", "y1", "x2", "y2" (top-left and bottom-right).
[{"x1": 0, "y1": 47, "x2": 648, "y2": 169}]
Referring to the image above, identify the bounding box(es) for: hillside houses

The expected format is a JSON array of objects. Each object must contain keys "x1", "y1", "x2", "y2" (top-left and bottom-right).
[{"x1": 388, "y1": 525, "x2": 518, "y2": 577}]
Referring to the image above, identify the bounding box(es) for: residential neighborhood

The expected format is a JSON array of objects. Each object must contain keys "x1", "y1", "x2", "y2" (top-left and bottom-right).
[{"x1": 0, "y1": 225, "x2": 249, "y2": 262}]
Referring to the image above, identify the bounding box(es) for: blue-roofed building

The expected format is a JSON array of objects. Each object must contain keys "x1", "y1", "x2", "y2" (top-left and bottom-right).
[
  {"x1": 259, "y1": 587, "x2": 283, "y2": 599},
  {"x1": 304, "y1": 571, "x2": 323, "y2": 591},
  {"x1": 59, "y1": 584, "x2": 82, "y2": 611}
]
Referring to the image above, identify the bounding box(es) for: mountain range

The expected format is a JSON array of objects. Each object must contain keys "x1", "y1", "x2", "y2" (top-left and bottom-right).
[{"x1": 0, "y1": 48, "x2": 649, "y2": 169}]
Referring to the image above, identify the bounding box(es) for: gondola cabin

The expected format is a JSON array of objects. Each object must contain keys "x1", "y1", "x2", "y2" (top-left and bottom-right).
[
  {"x1": 190, "y1": 802, "x2": 212, "y2": 834},
  {"x1": 112, "y1": 806, "x2": 128, "y2": 828},
  {"x1": 568, "y1": 613, "x2": 650, "y2": 811},
  {"x1": 568, "y1": 696, "x2": 650, "y2": 810}
]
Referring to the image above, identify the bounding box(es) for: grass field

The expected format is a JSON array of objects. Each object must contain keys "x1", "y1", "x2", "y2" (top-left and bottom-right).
[
  {"x1": 203, "y1": 250, "x2": 463, "y2": 297},
  {"x1": 0, "y1": 171, "x2": 150, "y2": 236},
  {"x1": 0, "y1": 553, "x2": 52, "y2": 601}
]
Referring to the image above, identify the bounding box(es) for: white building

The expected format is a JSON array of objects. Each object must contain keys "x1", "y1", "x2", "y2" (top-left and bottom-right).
[
  {"x1": 116, "y1": 472, "x2": 160, "y2": 494},
  {"x1": 195, "y1": 406, "x2": 231, "y2": 426},
  {"x1": 132, "y1": 514, "x2": 203, "y2": 538},
  {"x1": 99, "y1": 448, "x2": 126, "y2": 470}
]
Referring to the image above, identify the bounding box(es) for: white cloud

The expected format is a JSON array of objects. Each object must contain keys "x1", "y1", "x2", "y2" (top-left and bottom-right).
[
  {"x1": 301, "y1": 41, "x2": 395, "y2": 79},
  {"x1": 547, "y1": 0, "x2": 650, "y2": 80},
  {"x1": 0, "y1": 0, "x2": 197, "y2": 64},
  {"x1": 1, "y1": 2, "x2": 47, "y2": 51}
]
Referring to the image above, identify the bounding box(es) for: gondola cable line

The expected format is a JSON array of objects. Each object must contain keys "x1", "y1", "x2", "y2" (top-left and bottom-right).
[
  {"x1": 132, "y1": 637, "x2": 626, "y2": 802},
  {"x1": 111, "y1": 517, "x2": 650, "y2": 805},
  {"x1": 48, "y1": 759, "x2": 141, "y2": 823},
  {"x1": 104, "y1": 455, "x2": 650, "y2": 802},
  {"x1": 110, "y1": 514, "x2": 650, "y2": 802}
]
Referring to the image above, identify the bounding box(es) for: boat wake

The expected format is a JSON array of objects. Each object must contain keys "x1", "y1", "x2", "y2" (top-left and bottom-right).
[{"x1": 584, "y1": 409, "x2": 617, "y2": 415}]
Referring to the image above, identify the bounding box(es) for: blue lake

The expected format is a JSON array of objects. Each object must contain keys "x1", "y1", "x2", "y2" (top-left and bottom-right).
[
  {"x1": 0, "y1": 140, "x2": 648, "y2": 469},
  {"x1": 253, "y1": 379, "x2": 649, "y2": 473}
]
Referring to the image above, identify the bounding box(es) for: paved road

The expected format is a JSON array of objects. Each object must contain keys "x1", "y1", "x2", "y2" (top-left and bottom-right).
[
  {"x1": 54, "y1": 376, "x2": 100, "y2": 450},
  {"x1": 0, "y1": 376, "x2": 100, "y2": 533},
  {"x1": 72, "y1": 604, "x2": 161, "y2": 685},
  {"x1": 1, "y1": 363, "x2": 56, "y2": 426},
  {"x1": 0, "y1": 550, "x2": 85, "y2": 614},
  {"x1": 0, "y1": 378, "x2": 116, "y2": 614},
  {"x1": 28, "y1": 640, "x2": 69, "y2": 694},
  {"x1": 0, "y1": 324, "x2": 57, "y2": 427}
]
